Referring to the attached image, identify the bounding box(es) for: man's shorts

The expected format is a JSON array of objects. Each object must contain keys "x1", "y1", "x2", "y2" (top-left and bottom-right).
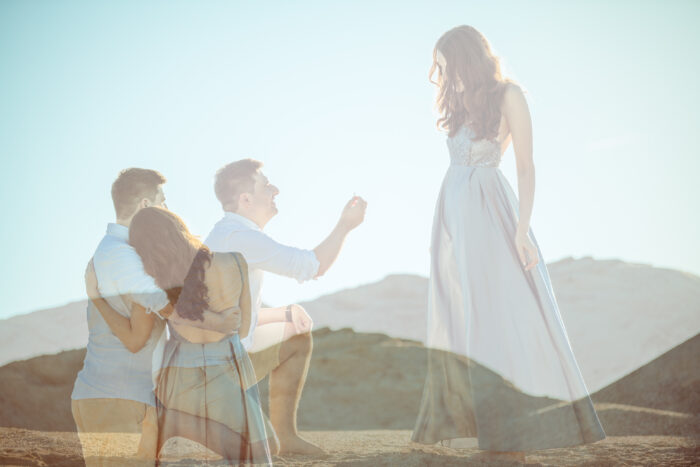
[
  {"x1": 71, "y1": 398, "x2": 157, "y2": 467},
  {"x1": 248, "y1": 321, "x2": 287, "y2": 383}
]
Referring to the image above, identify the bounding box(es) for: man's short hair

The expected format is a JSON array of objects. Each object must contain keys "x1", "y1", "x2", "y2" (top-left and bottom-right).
[
  {"x1": 111, "y1": 168, "x2": 166, "y2": 219},
  {"x1": 214, "y1": 159, "x2": 263, "y2": 211}
]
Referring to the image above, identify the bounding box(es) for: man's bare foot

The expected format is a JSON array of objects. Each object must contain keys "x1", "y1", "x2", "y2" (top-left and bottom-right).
[
  {"x1": 278, "y1": 434, "x2": 326, "y2": 456},
  {"x1": 439, "y1": 437, "x2": 477, "y2": 449}
]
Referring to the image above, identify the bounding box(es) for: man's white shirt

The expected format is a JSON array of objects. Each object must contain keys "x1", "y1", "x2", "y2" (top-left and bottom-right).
[
  {"x1": 204, "y1": 212, "x2": 320, "y2": 350},
  {"x1": 72, "y1": 223, "x2": 168, "y2": 405},
  {"x1": 93, "y1": 224, "x2": 170, "y2": 318}
]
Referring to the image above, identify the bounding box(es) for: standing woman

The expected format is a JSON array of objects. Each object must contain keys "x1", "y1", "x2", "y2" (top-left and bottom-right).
[
  {"x1": 129, "y1": 206, "x2": 276, "y2": 466},
  {"x1": 412, "y1": 26, "x2": 605, "y2": 460}
]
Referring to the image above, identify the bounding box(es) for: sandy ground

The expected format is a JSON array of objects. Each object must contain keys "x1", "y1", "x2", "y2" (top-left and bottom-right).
[
  {"x1": 0, "y1": 428, "x2": 698, "y2": 466},
  {"x1": 1, "y1": 328, "x2": 698, "y2": 466}
]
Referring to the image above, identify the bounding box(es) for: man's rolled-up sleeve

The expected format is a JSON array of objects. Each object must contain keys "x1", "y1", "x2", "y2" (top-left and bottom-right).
[{"x1": 233, "y1": 231, "x2": 319, "y2": 283}]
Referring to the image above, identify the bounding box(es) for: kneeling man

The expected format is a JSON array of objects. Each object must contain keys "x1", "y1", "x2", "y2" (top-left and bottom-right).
[{"x1": 205, "y1": 159, "x2": 367, "y2": 454}]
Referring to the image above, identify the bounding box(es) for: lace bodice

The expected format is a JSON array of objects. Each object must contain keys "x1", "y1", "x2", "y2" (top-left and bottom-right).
[{"x1": 447, "y1": 125, "x2": 502, "y2": 168}]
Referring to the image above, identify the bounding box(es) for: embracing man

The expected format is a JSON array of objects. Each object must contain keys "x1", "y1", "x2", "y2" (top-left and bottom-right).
[
  {"x1": 205, "y1": 159, "x2": 367, "y2": 454},
  {"x1": 72, "y1": 168, "x2": 237, "y2": 466}
]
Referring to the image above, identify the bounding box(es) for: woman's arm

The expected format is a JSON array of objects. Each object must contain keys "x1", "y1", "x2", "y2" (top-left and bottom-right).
[
  {"x1": 85, "y1": 261, "x2": 156, "y2": 353},
  {"x1": 87, "y1": 255, "x2": 239, "y2": 335},
  {"x1": 502, "y1": 84, "x2": 539, "y2": 271},
  {"x1": 94, "y1": 298, "x2": 155, "y2": 353}
]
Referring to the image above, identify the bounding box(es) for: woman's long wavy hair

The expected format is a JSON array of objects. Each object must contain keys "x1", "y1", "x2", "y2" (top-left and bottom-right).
[
  {"x1": 430, "y1": 25, "x2": 516, "y2": 139},
  {"x1": 129, "y1": 207, "x2": 211, "y2": 321}
]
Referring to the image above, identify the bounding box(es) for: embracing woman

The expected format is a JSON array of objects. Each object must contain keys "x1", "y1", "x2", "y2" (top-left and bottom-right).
[{"x1": 129, "y1": 206, "x2": 276, "y2": 466}]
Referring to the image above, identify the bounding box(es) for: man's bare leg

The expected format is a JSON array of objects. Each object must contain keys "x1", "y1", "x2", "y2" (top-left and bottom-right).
[{"x1": 269, "y1": 331, "x2": 324, "y2": 455}]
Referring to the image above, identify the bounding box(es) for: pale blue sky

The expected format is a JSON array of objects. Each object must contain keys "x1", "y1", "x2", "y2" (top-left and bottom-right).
[{"x1": 1, "y1": 0, "x2": 698, "y2": 319}]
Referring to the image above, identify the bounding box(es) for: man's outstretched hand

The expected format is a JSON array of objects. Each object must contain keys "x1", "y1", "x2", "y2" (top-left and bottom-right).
[
  {"x1": 313, "y1": 195, "x2": 368, "y2": 278},
  {"x1": 339, "y1": 195, "x2": 367, "y2": 232}
]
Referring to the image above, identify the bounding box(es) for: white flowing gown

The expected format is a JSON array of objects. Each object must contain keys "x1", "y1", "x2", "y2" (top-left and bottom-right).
[{"x1": 412, "y1": 125, "x2": 606, "y2": 451}]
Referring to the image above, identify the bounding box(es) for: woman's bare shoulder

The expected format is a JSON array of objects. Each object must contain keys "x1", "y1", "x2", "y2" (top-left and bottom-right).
[
  {"x1": 501, "y1": 83, "x2": 530, "y2": 124},
  {"x1": 503, "y1": 83, "x2": 526, "y2": 105},
  {"x1": 210, "y1": 251, "x2": 248, "y2": 270}
]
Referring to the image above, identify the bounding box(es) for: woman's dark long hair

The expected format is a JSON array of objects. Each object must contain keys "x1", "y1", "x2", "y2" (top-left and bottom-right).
[
  {"x1": 430, "y1": 25, "x2": 517, "y2": 139},
  {"x1": 129, "y1": 206, "x2": 211, "y2": 321}
]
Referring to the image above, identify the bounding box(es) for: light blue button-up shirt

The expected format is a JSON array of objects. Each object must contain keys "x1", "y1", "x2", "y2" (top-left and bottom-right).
[{"x1": 71, "y1": 223, "x2": 169, "y2": 406}]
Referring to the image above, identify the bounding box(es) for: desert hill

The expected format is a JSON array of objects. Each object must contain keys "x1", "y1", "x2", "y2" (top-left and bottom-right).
[
  {"x1": 2, "y1": 257, "x2": 700, "y2": 394},
  {"x1": 1, "y1": 328, "x2": 698, "y2": 434}
]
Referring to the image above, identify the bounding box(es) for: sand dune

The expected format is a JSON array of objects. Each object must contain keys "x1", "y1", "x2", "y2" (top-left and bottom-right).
[
  {"x1": 592, "y1": 328, "x2": 700, "y2": 415},
  {"x1": 0, "y1": 328, "x2": 698, "y2": 465},
  {"x1": 304, "y1": 257, "x2": 700, "y2": 392}
]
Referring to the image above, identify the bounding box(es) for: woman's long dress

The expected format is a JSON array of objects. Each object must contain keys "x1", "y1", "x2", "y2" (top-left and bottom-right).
[
  {"x1": 156, "y1": 252, "x2": 275, "y2": 466},
  {"x1": 411, "y1": 126, "x2": 606, "y2": 451}
]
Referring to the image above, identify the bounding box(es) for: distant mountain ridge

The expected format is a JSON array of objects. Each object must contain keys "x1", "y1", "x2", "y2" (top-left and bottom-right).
[{"x1": 1, "y1": 257, "x2": 699, "y2": 392}]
